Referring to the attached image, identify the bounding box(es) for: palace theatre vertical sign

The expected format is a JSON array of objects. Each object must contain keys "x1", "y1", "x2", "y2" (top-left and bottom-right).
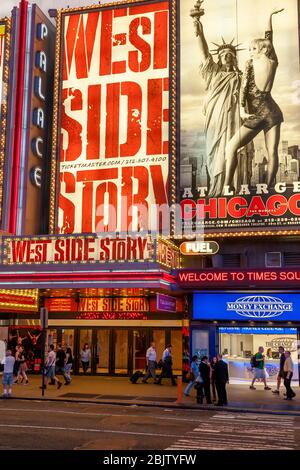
[{"x1": 51, "y1": 0, "x2": 175, "y2": 234}]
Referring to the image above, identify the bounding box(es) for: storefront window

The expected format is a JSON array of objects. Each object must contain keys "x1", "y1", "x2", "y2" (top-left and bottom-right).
[
  {"x1": 192, "y1": 329, "x2": 209, "y2": 359},
  {"x1": 219, "y1": 328, "x2": 298, "y2": 382},
  {"x1": 171, "y1": 330, "x2": 182, "y2": 373},
  {"x1": 153, "y1": 330, "x2": 165, "y2": 364}
]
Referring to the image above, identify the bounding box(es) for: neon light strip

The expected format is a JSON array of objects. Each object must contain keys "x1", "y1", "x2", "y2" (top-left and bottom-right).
[{"x1": 16, "y1": 4, "x2": 32, "y2": 234}]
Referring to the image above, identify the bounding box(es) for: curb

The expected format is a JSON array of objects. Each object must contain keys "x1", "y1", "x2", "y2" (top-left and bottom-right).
[{"x1": 7, "y1": 395, "x2": 300, "y2": 417}]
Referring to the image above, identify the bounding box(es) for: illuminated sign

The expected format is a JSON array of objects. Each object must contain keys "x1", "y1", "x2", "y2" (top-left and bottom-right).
[
  {"x1": 50, "y1": 0, "x2": 176, "y2": 235},
  {"x1": 79, "y1": 297, "x2": 149, "y2": 312},
  {"x1": 156, "y1": 293, "x2": 176, "y2": 312},
  {"x1": 178, "y1": 269, "x2": 300, "y2": 288},
  {"x1": 226, "y1": 295, "x2": 293, "y2": 319},
  {"x1": 193, "y1": 292, "x2": 300, "y2": 321},
  {"x1": 179, "y1": 0, "x2": 300, "y2": 236},
  {"x1": 3, "y1": 234, "x2": 153, "y2": 264},
  {"x1": 0, "y1": 21, "x2": 10, "y2": 229},
  {"x1": 30, "y1": 21, "x2": 49, "y2": 188},
  {"x1": 44, "y1": 298, "x2": 78, "y2": 312},
  {"x1": 157, "y1": 239, "x2": 180, "y2": 269},
  {"x1": 180, "y1": 241, "x2": 219, "y2": 255},
  {"x1": 0, "y1": 289, "x2": 38, "y2": 312},
  {"x1": 76, "y1": 312, "x2": 147, "y2": 320}
]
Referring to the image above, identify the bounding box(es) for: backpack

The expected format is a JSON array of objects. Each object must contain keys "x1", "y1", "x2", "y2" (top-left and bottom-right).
[{"x1": 250, "y1": 355, "x2": 258, "y2": 368}]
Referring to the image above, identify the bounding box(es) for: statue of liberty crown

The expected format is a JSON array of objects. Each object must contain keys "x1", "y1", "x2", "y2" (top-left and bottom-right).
[{"x1": 211, "y1": 37, "x2": 245, "y2": 55}]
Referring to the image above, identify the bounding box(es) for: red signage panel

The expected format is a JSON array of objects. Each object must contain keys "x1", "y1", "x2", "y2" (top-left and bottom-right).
[{"x1": 178, "y1": 269, "x2": 300, "y2": 288}]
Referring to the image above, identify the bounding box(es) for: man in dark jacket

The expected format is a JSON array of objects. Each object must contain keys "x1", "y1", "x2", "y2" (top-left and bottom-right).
[
  {"x1": 199, "y1": 356, "x2": 212, "y2": 404},
  {"x1": 214, "y1": 354, "x2": 229, "y2": 406}
]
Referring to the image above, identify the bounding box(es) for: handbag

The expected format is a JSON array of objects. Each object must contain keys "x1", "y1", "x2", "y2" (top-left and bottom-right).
[{"x1": 186, "y1": 369, "x2": 195, "y2": 382}]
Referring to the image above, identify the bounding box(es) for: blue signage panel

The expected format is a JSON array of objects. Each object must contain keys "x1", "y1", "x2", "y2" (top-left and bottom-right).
[{"x1": 193, "y1": 293, "x2": 300, "y2": 322}]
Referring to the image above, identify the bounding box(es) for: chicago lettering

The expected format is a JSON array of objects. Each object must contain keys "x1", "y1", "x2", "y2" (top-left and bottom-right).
[{"x1": 181, "y1": 194, "x2": 300, "y2": 219}]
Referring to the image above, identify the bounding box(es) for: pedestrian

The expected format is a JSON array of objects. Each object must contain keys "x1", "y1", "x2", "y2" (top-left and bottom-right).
[
  {"x1": 41, "y1": 344, "x2": 62, "y2": 390},
  {"x1": 194, "y1": 370, "x2": 205, "y2": 404},
  {"x1": 64, "y1": 347, "x2": 73, "y2": 384},
  {"x1": 155, "y1": 344, "x2": 177, "y2": 386},
  {"x1": 2, "y1": 350, "x2": 15, "y2": 398},
  {"x1": 80, "y1": 343, "x2": 91, "y2": 375},
  {"x1": 14, "y1": 346, "x2": 29, "y2": 385},
  {"x1": 214, "y1": 354, "x2": 229, "y2": 406},
  {"x1": 210, "y1": 356, "x2": 217, "y2": 402},
  {"x1": 184, "y1": 355, "x2": 199, "y2": 397},
  {"x1": 250, "y1": 346, "x2": 271, "y2": 390},
  {"x1": 56, "y1": 344, "x2": 70, "y2": 385},
  {"x1": 13, "y1": 345, "x2": 20, "y2": 379},
  {"x1": 142, "y1": 342, "x2": 157, "y2": 383},
  {"x1": 272, "y1": 346, "x2": 285, "y2": 394},
  {"x1": 199, "y1": 356, "x2": 212, "y2": 404},
  {"x1": 283, "y1": 351, "x2": 296, "y2": 400}
]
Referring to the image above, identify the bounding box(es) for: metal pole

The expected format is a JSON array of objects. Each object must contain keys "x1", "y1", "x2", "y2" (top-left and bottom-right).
[{"x1": 41, "y1": 327, "x2": 46, "y2": 397}]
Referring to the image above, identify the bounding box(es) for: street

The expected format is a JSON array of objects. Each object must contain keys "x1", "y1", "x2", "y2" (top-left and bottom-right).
[{"x1": 0, "y1": 399, "x2": 299, "y2": 451}]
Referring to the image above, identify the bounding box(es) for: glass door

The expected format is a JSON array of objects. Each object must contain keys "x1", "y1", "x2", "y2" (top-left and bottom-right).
[
  {"x1": 114, "y1": 330, "x2": 128, "y2": 374},
  {"x1": 132, "y1": 329, "x2": 148, "y2": 373},
  {"x1": 79, "y1": 329, "x2": 93, "y2": 374},
  {"x1": 95, "y1": 329, "x2": 110, "y2": 374}
]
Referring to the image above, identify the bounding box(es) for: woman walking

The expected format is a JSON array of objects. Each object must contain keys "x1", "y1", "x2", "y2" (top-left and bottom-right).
[
  {"x1": 184, "y1": 355, "x2": 199, "y2": 397},
  {"x1": 80, "y1": 343, "x2": 91, "y2": 375},
  {"x1": 14, "y1": 346, "x2": 29, "y2": 385}
]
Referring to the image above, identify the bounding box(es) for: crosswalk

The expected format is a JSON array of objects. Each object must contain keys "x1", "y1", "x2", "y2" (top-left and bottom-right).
[{"x1": 166, "y1": 413, "x2": 296, "y2": 450}]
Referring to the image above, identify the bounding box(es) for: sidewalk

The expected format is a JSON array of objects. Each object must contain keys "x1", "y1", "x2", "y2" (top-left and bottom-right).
[{"x1": 4, "y1": 375, "x2": 300, "y2": 415}]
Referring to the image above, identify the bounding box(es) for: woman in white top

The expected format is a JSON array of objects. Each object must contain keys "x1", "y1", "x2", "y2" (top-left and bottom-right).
[{"x1": 80, "y1": 343, "x2": 91, "y2": 375}]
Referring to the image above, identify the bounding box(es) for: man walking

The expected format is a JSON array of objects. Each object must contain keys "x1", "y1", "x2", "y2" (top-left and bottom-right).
[
  {"x1": 214, "y1": 354, "x2": 229, "y2": 406},
  {"x1": 41, "y1": 344, "x2": 62, "y2": 390},
  {"x1": 272, "y1": 346, "x2": 285, "y2": 394},
  {"x1": 2, "y1": 350, "x2": 15, "y2": 398},
  {"x1": 199, "y1": 356, "x2": 212, "y2": 404},
  {"x1": 56, "y1": 343, "x2": 70, "y2": 385},
  {"x1": 283, "y1": 351, "x2": 296, "y2": 400},
  {"x1": 250, "y1": 346, "x2": 271, "y2": 390},
  {"x1": 142, "y1": 342, "x2": 157, "y2": 384},
  {"x1": 155, "y1": 344, "x2": 176, "y2": 386}
]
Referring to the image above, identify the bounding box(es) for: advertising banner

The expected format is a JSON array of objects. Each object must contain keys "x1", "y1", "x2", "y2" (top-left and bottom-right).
[
  {"x1": 178, "y1": 268, "x2": 300, "y2": 288},
  {"x1": 180, "y1": 0, "x2": 300, "y2": 236},
  {"x1": 3, "y1": 234, "x2": 153, "y2": 264},
  {"x1": 51, "y1": 0, "x2": 175, "y2": 235},
  {"x1": 193, "y1": 292, "x2": 300, "y2": 321},
  {"x1": 79, "y1": 297, "x2": 149, "y2": 312},
  {"x1": 156, "y1": 293, "x2": 176, "y2": 312}
]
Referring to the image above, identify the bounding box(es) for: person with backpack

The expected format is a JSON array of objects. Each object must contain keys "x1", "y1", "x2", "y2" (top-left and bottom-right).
[{"x1": 250, "y1": 346, "x2": 271, "y2": 390}]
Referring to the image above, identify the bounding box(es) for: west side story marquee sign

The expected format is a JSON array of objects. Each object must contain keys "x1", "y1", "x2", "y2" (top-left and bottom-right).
[{"x1": 48, "y1": 0, "x2": 300, "y2": 238}]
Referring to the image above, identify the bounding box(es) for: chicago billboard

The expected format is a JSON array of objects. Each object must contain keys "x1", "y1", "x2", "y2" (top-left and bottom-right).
[
  {"x1": 50, "y1": 0, "x2": 176, "y2": 235},
  {"x1": 180, "y1": 0, "x2": 300, "y2": 236}
]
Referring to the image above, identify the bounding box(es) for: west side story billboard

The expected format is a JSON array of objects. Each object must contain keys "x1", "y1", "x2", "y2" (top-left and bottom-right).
[
  {"x1": 50, "y1": 0, "x2": 177, "y2": 235},
  {"x1": 180, "y1": 0, "x2": 300, "y2": 236}
]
